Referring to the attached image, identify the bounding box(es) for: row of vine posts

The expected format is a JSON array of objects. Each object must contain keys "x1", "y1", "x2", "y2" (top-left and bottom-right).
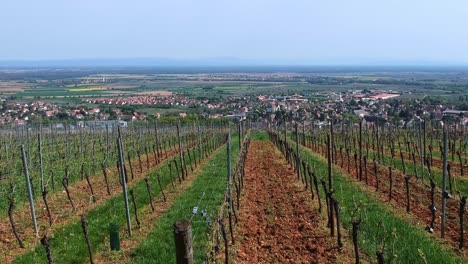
[
  {"x1": 173, "y1": 120, "x2": 250, "y2": 264},
  {"x1": 270, "y1": 117, "x2": 467, "y2": 263}
]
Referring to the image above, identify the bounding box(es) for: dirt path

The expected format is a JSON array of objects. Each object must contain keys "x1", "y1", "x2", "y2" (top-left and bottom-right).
[{"x1": 235, "y1": 141, "x2": 351, "y2": 263}]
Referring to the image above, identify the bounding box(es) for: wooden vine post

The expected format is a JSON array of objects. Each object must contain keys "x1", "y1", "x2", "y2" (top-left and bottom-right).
[
  {"x1": 174, "y1": 219, "x2": 194, "y2": 264},
  {"x1": 144, "y1": 177, "x2": 155, "y2": 212},
  {"x1": 40, "y1": 235, "x2": 54, "y2": 264},
  {"x1": 80, "y1": 216, "x2": 94, "y2": 264},
  {"x1": 8, "y1": 183, "x2": 25, "y2": 248},
  {"x1": 352, "y1": 218, "x2": 361, "y2": 264}
]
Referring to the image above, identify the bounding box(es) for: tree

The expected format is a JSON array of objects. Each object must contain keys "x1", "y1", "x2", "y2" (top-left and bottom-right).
[{"x1": 56, "y1": 112, "x2": 69, "y2": 119}]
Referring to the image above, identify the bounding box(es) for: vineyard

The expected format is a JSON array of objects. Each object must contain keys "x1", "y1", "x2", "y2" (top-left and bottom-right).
[
  {"x1": 0, "y1": 118, "x2": 466, "y2": 263},
  {"x1": 265, "y1": 119, "x2": 467, "y2": 263}
]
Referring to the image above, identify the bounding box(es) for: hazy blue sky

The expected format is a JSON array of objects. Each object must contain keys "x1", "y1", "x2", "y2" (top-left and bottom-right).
[{"x1": 1, "y1": 0, "x2": 468, "y2": 64}]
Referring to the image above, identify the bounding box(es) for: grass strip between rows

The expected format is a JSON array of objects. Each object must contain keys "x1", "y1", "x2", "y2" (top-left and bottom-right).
[{"x1": 127, "y1": 136, "x2": 239, "y2": 264}]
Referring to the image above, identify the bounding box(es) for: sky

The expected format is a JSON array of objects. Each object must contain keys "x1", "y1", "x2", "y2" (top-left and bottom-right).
[{"x1": 1, "y1": 0, "x2": 468, "y2": 65}]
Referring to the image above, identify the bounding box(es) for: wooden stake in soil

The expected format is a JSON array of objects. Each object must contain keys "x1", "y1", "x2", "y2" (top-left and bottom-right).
[
  {"x1": 157, "y1": 173, "x2": 167, "y2": 202},
  {"x1": 376, "y1": 250, "x2": 385, "y2": 264},
  {"x1": 310, "y1": 169, "x2": 322, "y2": 213},
  {"x1": 219, "y1": 218, "x2": 229, "y2": 264},
  {"x1": 145, "y1": 146, "x2": 150, "y2": 171},
  {"x1": 144, "y1": 177, "x2": 155, "y2": 212},
  {"x1": 101, "y1": 163, "x2": 111, "y2": 195},
  {"x1": 169, "y1": 163, "x2": 176, "y2": 189},
  {"x1": 42, "y1": 188, "x2": 53, "y2": 227},
  {"x1": 321, "y1": 179, "x2": 334, "y2": 236},
  {"x1": 80, "y1": 215, "x2": 94, "y2": 264},
  {"x1": 85, "y1": 172, "x2": 96, "y2": 203},
  {"x1": 399, "y1": 141, "x2": 407, "y2": 174},
  {"x1": 129, "y1": 190, "x2": 141, "y2": 228},
  {"x1": 127, "y1": 152, "x2": 134, "y2": 181},
  {"x1": 137, "y1": 150, "x2": 143, "y2": 173},
  {"x1": 40, "y1": 235, "x2": 54, "y2": 264},
  {"x1": 62, "y1": 166, "x2": 76, "y2": 212},
  {"x1": 352, "y1": 218, "x2": 361, "y2": 264},
  {"x1": 306, "y1": 165, "x2": 314, "y2": 200},
  {"x1": 8, "y1": 183, "x2": 25, "y2": 248},
  {"x1": 404, "y1": 176, "x2": 411, "y2": 213},
  {"x1": 174, "y1": 159, "x2": 182, "y2": 183},
  {"x1": 447, "y1": 164, "x2": 454, "y2": 194},
  {"x1": 332, "y1": 195, "x2": 343, "y2": 248},
  {"x1": 174, "y1": 219, "x2": 194, "y2": 264}
]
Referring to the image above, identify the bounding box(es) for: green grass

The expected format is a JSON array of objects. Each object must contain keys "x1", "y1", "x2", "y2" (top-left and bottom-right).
[
  {"x1": 298, "y1": 144, "x2": 464, "y2": 264},
  {"x1": 127, "y1": 136, "x2": 240, "y2": 263},
  {"x1": 251, "y1": 131, "x2": 269, "y2": 141},
  {"x1": 13, "y1": 139, "x2": 215, "y2": 264}
]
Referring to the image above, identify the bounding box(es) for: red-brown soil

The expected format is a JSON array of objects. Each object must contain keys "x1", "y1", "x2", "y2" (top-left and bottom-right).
[{"x1": 235, "y1": 141, "x2": 353, "y2": 263}]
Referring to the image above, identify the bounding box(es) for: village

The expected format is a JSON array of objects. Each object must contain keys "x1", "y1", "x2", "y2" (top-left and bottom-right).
[{"x1": 0, "y1": 88, "x2": 466, "y2": 129}]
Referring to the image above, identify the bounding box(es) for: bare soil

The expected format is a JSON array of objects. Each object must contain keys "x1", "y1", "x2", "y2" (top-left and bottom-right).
[{"x1": 235, "y1": 141, "x2": 353, "y2": 264}]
